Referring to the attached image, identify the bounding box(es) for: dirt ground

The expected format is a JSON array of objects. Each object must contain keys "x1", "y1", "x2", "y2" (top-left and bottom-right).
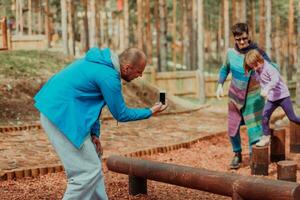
[{"x1": 1, "y1": 129, "x2": 298, "y2": 200}]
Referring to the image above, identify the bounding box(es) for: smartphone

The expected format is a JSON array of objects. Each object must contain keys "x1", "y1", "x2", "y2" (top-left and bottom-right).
[{"x1": 159, "y1": 91, "x2": 166, "y2": 105}]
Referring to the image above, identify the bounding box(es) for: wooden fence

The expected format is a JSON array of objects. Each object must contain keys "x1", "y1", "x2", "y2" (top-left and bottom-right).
[
  {"x1": 141, "y1": 67, "x2": 231, "y2": 99},
  {"x1": 0, "y1": 16, "x2": 48, "y2": 50},
  {"x1": 142, "y1": 67, "x2": 297, "y2": 100}
]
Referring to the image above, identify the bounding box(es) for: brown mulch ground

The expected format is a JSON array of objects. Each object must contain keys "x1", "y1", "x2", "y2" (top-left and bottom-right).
[{"x1": 1, "y1": 130, "x2": 297, "y2": 200}]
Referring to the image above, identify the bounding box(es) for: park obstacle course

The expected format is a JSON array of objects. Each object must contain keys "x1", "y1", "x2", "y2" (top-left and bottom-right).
[
  {"x1": 107, "y1": 122, "x2": 300, "y2": 199},
  {"x1": 107, "y1": 155, "x2": 300, "y2": 200}
]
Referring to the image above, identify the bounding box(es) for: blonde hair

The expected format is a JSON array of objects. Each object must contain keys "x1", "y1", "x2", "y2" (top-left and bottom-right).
[{"x1": 244, "y1": 49, "x2": 264, "y2": 74}]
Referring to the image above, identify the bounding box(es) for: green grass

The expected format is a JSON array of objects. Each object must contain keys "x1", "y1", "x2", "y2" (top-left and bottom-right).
[{"x1": 0, "y1": 50, "x2": 73, "y2": 78}]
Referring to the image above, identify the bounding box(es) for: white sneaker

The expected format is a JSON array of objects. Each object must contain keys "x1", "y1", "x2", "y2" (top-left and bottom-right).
[{"x1": 256, "y1": 135, "x2": 271, "y2": 147}]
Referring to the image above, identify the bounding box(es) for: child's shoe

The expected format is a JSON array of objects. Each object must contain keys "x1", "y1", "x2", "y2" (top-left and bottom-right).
[
  {"x1": 256, "y1": 135, "x2": 271, "y2": 147},
  {"x1": 230, "y1": 152, "x2": 242, "y2": 169}
]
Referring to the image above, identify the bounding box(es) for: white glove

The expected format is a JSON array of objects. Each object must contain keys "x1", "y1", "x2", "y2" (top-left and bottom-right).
[
  {"x1": 260, "y1": 90, "x2": 268, "y2": 98},
  {"x1": 216, "y1": 84, "x2": 224, "y2": 100}
]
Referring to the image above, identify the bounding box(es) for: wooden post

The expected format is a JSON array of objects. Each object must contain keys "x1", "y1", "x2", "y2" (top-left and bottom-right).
[
  {"x1": 129, "y1": 175, "x2": 147, "y2": 195},
  {"x1": 251, "y1": 146, "x2": 269, "y2": 175},
  {"x1": 271, "y1": 128, "x2": 286, "y2": 162},
  {"x1": 290, "y1": 122, "x2": 300, "y2": 153},
  {"x1": 277, "y1": 160, "x2": 297, "y2": 182}
]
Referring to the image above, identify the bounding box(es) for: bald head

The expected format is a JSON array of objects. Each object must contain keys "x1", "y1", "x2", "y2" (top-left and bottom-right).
[{"x1": 118, "y1": 48, "x2": 147, "y2": 82}]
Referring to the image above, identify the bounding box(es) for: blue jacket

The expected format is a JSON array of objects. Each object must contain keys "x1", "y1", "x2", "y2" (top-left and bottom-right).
[{"x1": 34, "y1": 48, "x2": 152, "y2": 148}]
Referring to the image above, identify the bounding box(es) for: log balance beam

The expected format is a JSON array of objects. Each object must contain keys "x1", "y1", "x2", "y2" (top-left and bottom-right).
[{"x1": 107, "y1": 155, "x2": 300, "y2": 200}]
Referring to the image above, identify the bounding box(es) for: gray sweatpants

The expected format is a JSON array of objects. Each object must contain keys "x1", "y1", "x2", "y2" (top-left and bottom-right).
[{"x1": 40, "y1": 113, "x2": 108, "y2": 200}]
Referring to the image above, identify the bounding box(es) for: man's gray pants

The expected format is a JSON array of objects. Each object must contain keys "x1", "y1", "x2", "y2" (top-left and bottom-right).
[{"x1": 40, "y1": 113, "x2": 108, "y2": 200}]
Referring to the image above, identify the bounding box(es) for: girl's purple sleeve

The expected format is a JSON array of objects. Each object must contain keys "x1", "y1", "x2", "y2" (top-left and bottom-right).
[{"x1": 264, "y1": 65, "x2": 280, "y2": 93}]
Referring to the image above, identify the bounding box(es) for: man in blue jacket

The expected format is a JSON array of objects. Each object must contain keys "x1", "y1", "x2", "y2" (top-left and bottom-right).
[{"x1": 34, "y1": 47, "x2": 167, "y2": 200}]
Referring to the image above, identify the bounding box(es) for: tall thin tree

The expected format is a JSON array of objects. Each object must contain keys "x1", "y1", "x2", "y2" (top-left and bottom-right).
[
  {"x1": 28, "y1": 0, "x2": 32, "y2": 35},
  {"x1": 172, "y1": 0, "x2": 177, "y2": 69},
  {"x1": 60, "y1": 0, "x2": 68, "y2": 54},
  {"x1": 232, "y1": 0, "x2": 237, "y2": 25},
  {"x1": 197, "y1": 0, "x2": 205, "y2": 103},
  {"x1": 67, "y1": 0, "x2": 75, "y2": 55},
  {"x1": 154, "y1": 0, "x2": 161, "y2": 71},
  {"x1": 265, "y1": 0, "x2": 271, "y2": 56},
  {"x1": 81, "y1": 0, "x2": 89, "y2": 52},
  {"x1": 224, "y1": 0, "x2": 229, "y2": 56},
  {"x1": 159, "y1": 0, "x2": 167, "y2": 71},
  {"x1": 145, "y1": 0, "x2": 152, "y2": 64},
  {"x1": 124, "y1": 0, "x2": 129, "y2": 48},
  {"x1": 240, "y1": 0, "x2": 246, "y2": 22},
  {"x1": 137, "y1": 0, "x2": 143, "y2": 49},
  {"x1": 38, "y1": 0, "x2": 42, "y2": 34},
  {"x1": 249, "y1": 0, "x2": 256, "y2": 41},
  {"x1": 192, "y1": 0, "x2": 198, "y2": 70},
  {"x1": 259, "y1": 0, "x2": 265, "y2": 49},
  {"x1": 186, "y1": 0, "x2": 192, "y2": 70},
  {"x1": 217, "y1": 0, "x2": 224, "y2": 61},
  {"x1": 296, "y1": 0, "x2": 300, "y2": 106},
  {"x1": 88, "y1": 0, "x2": 97, "y2": 48},
  {"x1": 182, "y1": 0, "x2": 187, "y2": 69},
  {"x1": 44, "y1": 0, "x2": 50, "y2": 48},
  {"x1": 287, "y1": 0, "x2": 295, "y2": 80}
]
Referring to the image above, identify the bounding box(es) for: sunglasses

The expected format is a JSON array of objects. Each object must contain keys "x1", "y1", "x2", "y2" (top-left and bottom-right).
[{"x1": 235, "y1": 37, "x2": 248, "y2": 42}]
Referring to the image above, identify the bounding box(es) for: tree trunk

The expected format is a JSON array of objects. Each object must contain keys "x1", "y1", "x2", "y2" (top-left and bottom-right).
[
  {"x1": 28, "y1": 0, "x2": 32, "y2": 35},
  {"x1": 20, "y1": 0, "x2": 24, "y2": 35},
  {"x1": 181, "y1": 0, "x2": 186, "y2": 67},
  {"x1": 60, "y1": 0, "x2": 68, "y2": 55},
  {"x1": 296, "y1": 0, "x2": 300, "y2": 106},
  {"x1": 16, "y1": 0, "x2": 20, "y2": 33},
  {"x1": 38, "y1": 0, "x2": 42, "y2": 34},
  {"x1": 249, "y1": 0, "x2": 256, "y2": 41},
  {"x1": 240, "y1": 0, "x2": 246, "y2": 22},
  {"x1": 230, "y1": 0, "x2": 236, "y2": 46},
  {"x1": 265, "y1": 0, "x2": 271, "y2": 56},
  {"x1": 184, "y1": 0, "x2": 191, "y2": 70},
  {"x1": 17, "y1": 0, "x2": 24, "y2": 35},
  {"x1": 124, "y1": 0, "x2": 129, "y2": 48},
  {"x1": 81, "y1": 0, "x2": 89, "y2": 52},
  {"x1": 119, "y1": 15, "x2": 125, "y2": 51},
  {"x1": 259, "y1": 0, "x2": 265, "y2": 49},
  {"x1": 67, "y1": 0, "x2": 74, "y2": 55},
  {"x1": 154, "y1": 0, "x2": 161, "y2": 71},
  {"x1": 172, "y1": 0, "x2": 177, "y2": 69},
  {"x1": 145, "y1": 0, "x2": 152, "y2": 64},
  {"x1": 224, "y1": 0, "x2": 229, "y2": 56},
  {"x1": 192, "y1": 0, "x2": 198, "y2": 70},
  {"x1": 287, "y1": 0, "x2": 295, "y2": 80},
  {"x1": 232, "y1": 0, "x2": 237, "y2": 25},
  {"x1": 197, "y1": 0, "x2": 205, "y2": 103},
  {"x1": 44, "y1": 0, "x2": 50, "y2": 48},
  {"x1": 137, "y1": 0, "x2": 143, "y2": 49},
  {"x1": 217, "y1": 0, "x2": 223, "y2": 61},
  {"x1": 274, "y1": 15, "x2": 281, "y2": 69},
  {"x1": 88, "y1": 0, "x2": 97, "y2": 47},
  {"x1": 159, "y1": 0, "x2": 167, "y2": 71}
]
